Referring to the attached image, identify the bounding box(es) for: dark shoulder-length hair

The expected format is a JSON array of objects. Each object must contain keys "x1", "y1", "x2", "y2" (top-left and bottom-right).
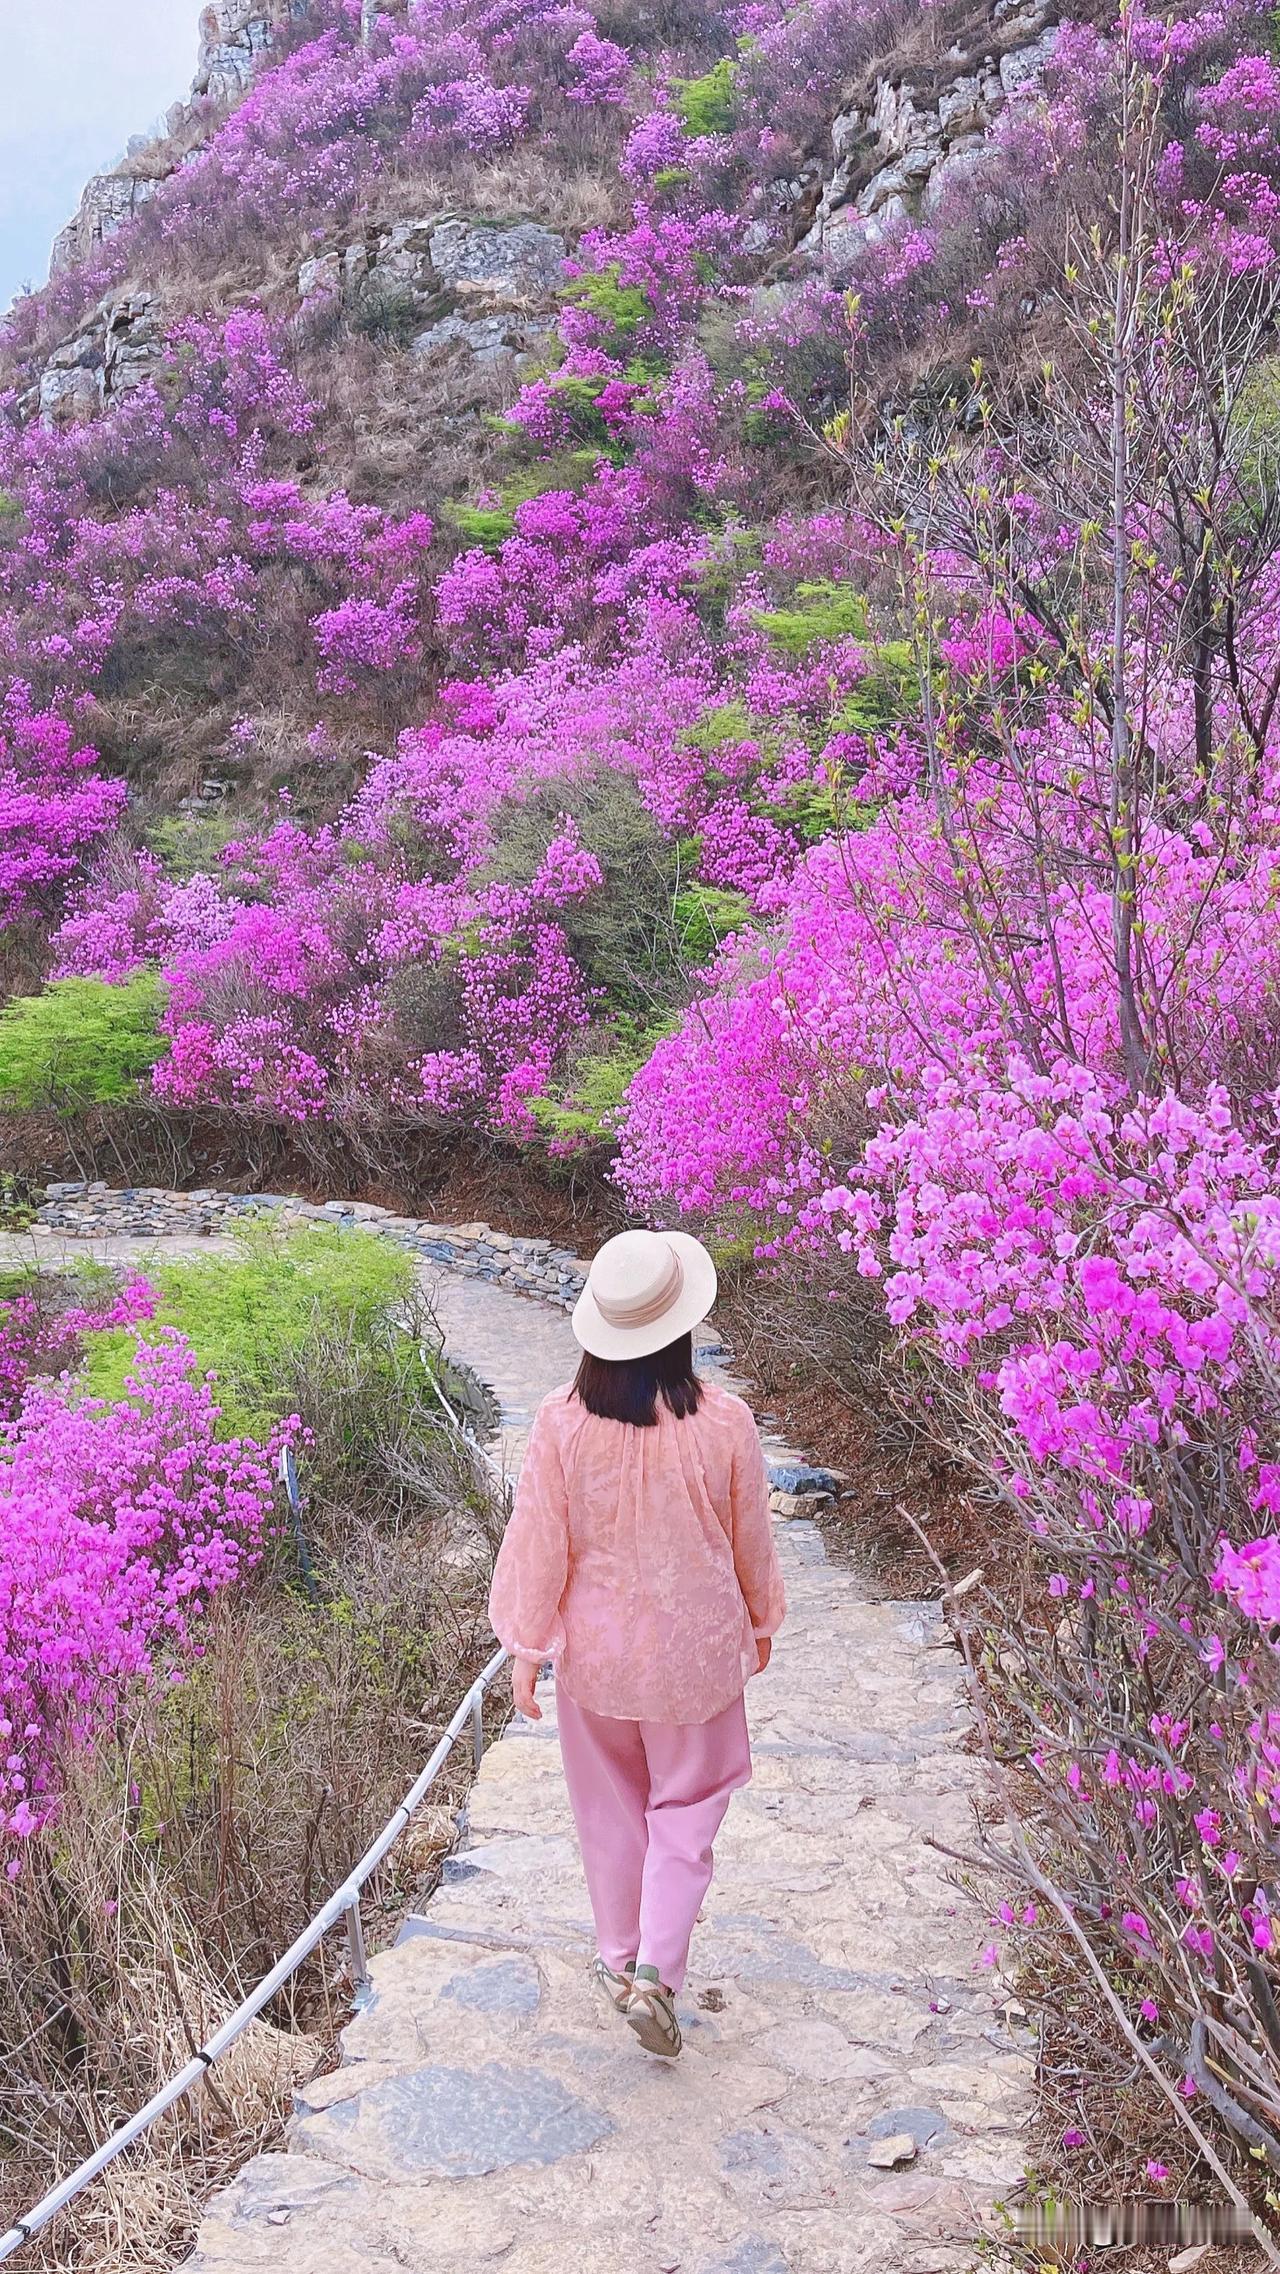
[{"x1": 572, "y1": 1331, "x2": 703, "y2": 1428}]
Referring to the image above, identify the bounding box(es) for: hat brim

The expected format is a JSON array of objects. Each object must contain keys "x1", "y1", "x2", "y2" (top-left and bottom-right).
[{"x1": 571, "y1": 1231, "x2": 719, "y2": 1361}]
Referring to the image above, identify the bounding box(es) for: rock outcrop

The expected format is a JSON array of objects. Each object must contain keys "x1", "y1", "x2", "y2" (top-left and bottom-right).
[
  {"x1": 49, "y1": 2, "x2": 299, "y2": 282},
  {"x1": 33, "y1": 291, "x2": 164, "y2": 428},
  {"x1": 297, "y1": 216, "x2": 568, "y2": 369},
  {"x1": 796, "y1": 0, "x2": 1059, "y2": 260},
  {"x1": 35, "y1": 0, "x2": 1062, "y2": 422},
  {"x1": 50, "y1": 175, "x2": 161, "y2": 279},
  {"x1": 194, "y1": 0, "x2": 299, "y2": 103}
]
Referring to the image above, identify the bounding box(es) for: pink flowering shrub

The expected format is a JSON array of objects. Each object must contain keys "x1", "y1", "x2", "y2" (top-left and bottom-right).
[
  {"x1": 0, "y1": 1330, "x2": 277, "y2": 1856},
  {"x1": 0, "y1": 691, "x2": 125, "y2": 929},
  {"x1": 0, "y1": 315, "x2": 436, "y2": 767},
  {"x1": 0, "y1": 1298, "x2": 62, "y2": 1422},
  {"x1": 312, "y1": 583, "x2": 423, "y2": 692},
  {"x1": 0, "y1": 1270, "x2": 154, "y2": 1423}
]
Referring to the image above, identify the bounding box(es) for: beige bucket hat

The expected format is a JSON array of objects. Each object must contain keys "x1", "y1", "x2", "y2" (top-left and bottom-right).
[{"x1": 572, "y1": 1228, "x2": 718, "y2": 1361}]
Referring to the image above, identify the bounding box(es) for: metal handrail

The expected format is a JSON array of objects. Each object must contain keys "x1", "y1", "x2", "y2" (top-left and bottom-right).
[{"x1": 0, "y1": 1381, "x2": 513, "y2": 2264}]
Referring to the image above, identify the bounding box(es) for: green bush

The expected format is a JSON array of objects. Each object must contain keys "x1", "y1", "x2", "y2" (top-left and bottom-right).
[
  {"x1": 566, "y1": 265, "x2": 651, "y2": 353},
  {"x1": 752, "y1": 580, "x2": 871, "y2": 653},
  {"x1": 671, "y1": 56, "x2": 738, "y2": 136},
  {"x1": 753, "y1": 582, "x2": 920, "y2": 730},
  {"x1": 80, "y1": 1221, "x2": 418, "y2": 1441},
  {"x1": 448, "y1": 447, "x2": 605, "y2": 548},
  {"x1": 683, "y1": 698, "x2": 758, "y2": 753},
  {"x1": 488, "y1": 770, "x2": 691, "y2": 1014},
  {"x1": 0, "y1": 1175, "x2": 38, "y2": 1230},
  {"x1": 0, "y1": 974, "x2": 166, "y2": 1111},
  {"x1": 672, "y1": 883, "x2": 751, "y2": 961},
  {"x1": 530, "y1": 1015, "x2": 679, "y2": 1145},
  {"x1": 829, "y1": 641, "x2": 919, "y2": 736},
  {"x1": 756, "y1": 776, "x2": 876, "y2": 845},
  {"x1": 1232, "y1": 357, "x2": 1280, "y2": 513},
  {"x1": 145, "y1": 808, "x2": 239, "y2": 879}
]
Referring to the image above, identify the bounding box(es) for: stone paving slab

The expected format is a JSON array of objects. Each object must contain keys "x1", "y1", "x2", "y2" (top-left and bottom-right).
[
  {"x1": 190, "y1": 1543, "x2": 1031, "y2": 2274},
  {"x1": 5, "y1": 1213, "x2": 1032, "y2": 2270}
]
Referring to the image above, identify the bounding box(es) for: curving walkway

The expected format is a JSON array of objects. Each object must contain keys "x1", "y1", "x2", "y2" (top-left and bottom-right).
[{"x1": 2, "y1": 1213, "x2": 1032, "y2": 2273}]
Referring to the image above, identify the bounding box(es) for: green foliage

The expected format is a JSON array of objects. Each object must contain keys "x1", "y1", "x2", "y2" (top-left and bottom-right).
[
  {"x1": 492, "y1": 780, "x2": 750, "y2": 1042},
  {"x1": 758, "y1": 776, "x2": 876, "y2": 845},
  {"x1": 704, "y1": 1227, "x2": 765, "y2": 1271},
  {"x1": 694, "y1": 528, "x2": 764, "y2": 622},
  {"x1": 683, "y1": 698, "x2": 767, "y2": 756},
  {"x1": 830, "y1": 636, "x2": 920, "y2": 736},
  {"x1": 530, "y1": 1015, "x2": 679, "y2": 1144},
  {"x1": 448, "y1": 502, "x2": 515, "y2": 547},
  {"x1": 448, "y1": 448, "x2": 604, "y2": 548},
  {"x1": 753, "y1": 582, "x2": 919, "y2": 730},
  {"x1": 489, "y1": 770, "x2": 689, "y2": 1014},
  {"x1": 672, "y1": 883, "x2": 751, "y2": 960},
  {"x1": 671, "y1": 56, "x2": 738, "y2": 136},
  {"x1": 1232, "y1": 357, "x2": 1280, "y2": 514},
  {"x1": 752, "y1": 580, "x2": 870, "y2": 653},
  {"x1": 0, "y1": 1174, "x2": 38, "y2": 1230},
  {"x1": 0, "y1": 975, "x2": 166, "y2": 1112},
  {"x1": 145, "y1": 807, "x2": 239, "y2": 880},
  {"x1": 567, "y1": 264, "x2": 650, "y2": 352},
  {"x1": 80, "y1": 1222, "x2": 418, "y2": 1441},
  {"x1": 686, "y1": 699, "x2": 750, "y2": 749}
]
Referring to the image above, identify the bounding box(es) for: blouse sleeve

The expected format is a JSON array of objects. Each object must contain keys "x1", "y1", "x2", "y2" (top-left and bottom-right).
[
  {"x1": 488, "y1": 1398, "x2": 570, "y2": 1665},
  {"x1": 729, "y1": 1406, "x2": 787, "y2": 1642}
]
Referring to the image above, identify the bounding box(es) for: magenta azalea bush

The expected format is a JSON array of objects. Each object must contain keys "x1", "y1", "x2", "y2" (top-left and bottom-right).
[
  {"x1": 610, "y1": 8, "x2": 1280, "y2": 2147},
  {"x1": 0, "y1": 1327, "x2": 278, "y2": 1860}
]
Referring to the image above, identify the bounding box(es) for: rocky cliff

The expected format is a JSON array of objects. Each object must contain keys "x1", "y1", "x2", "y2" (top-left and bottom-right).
[
  {"x1": 33, "y1": 0, "x2": 1061, "y2": 432},
  {"x1": 48, "y1": 2, "x2": 299, "y2": 278}
]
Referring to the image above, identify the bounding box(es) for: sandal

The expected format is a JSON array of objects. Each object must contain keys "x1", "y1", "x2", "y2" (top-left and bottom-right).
[
  {"x1": 590, "y1": 1955, "x2": 635, "y2": 2012},
  {"x1": 626, "y1": 1978, "x2": 682, "y2": 2058}
]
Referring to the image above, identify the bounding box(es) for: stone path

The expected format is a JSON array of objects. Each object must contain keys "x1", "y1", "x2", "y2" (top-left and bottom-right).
[{"x1": 0, "y1": 1217, "x2": 1033, "y2": 2272}]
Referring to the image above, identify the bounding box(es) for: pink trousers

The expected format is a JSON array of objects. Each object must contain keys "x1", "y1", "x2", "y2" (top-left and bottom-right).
[{"x1": 556, "y1": 1688, "x2": 751, "y2": 1993}]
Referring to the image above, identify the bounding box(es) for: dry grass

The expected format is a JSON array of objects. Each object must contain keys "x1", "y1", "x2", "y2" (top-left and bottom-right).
[{"x1": 0, "y1": 1325, "x2": 504, "y2": 2270}]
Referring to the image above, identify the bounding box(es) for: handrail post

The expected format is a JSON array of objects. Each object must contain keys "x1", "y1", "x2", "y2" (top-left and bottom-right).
[
  {"x1": 470, "y1": 1687, "x2": 485, "y2": 1770},
  {"x1": 344, "y1": 1898, "x2": 372, "y2": 2005}
]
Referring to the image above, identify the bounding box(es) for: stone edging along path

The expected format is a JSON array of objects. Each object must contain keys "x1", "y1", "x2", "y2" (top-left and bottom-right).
[
  {"x1": 16, "y1": 1185, "x2": 1034, "y2": 2271},
  {"x1": 34, "y1": 1177, "x2": 592, "y2": 1305},
  {"x1": 28, "y1": 1181, "x2": 842, "y2": 1511}
]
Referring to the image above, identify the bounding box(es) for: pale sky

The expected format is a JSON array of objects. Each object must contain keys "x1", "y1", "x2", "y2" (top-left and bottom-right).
[{"x1": 0, "y1": 0, "x2": 200, "y2": 317}]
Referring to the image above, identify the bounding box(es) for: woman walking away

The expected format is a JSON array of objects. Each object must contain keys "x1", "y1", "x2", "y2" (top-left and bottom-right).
[{"x1": 488, "y1": 1228, "x2": 785, "y2": 2060}]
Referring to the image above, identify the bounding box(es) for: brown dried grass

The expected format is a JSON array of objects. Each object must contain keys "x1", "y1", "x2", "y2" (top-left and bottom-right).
[{"x1": 0, "y1": 1329, "x2": 503, "y2": 2270}]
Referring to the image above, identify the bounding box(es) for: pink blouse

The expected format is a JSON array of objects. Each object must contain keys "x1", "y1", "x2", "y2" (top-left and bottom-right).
[{"x1": 488, "y1": 1379, "x2": 786, "y2": 1725}]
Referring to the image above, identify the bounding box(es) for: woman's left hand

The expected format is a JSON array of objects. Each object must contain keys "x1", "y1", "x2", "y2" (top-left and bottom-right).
[{"x1": 512, "y1": 1658, "x2": 542, "y2": 1720}]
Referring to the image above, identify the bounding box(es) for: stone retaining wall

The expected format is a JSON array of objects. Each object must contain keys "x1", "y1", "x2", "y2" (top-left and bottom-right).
[{"x1": 32, "y1": 1180, "x2": 591, "y2": 1308}]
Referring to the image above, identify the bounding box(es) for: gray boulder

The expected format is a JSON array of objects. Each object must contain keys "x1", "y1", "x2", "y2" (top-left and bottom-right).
[{"x1": 426, "y1": 220, "x2": 566, "y2": 304}]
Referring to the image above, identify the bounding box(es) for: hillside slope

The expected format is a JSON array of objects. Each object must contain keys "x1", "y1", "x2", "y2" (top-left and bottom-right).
[{"x1": 1, "y1": 0, "x2": 1071, "y2": 1154}]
